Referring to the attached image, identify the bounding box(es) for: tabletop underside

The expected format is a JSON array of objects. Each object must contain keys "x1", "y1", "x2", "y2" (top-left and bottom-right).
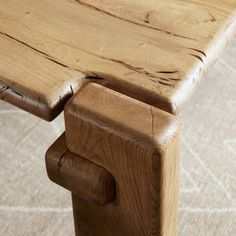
[{"x1": 0, "y1": 0, "x2": 235, "y2": 120}]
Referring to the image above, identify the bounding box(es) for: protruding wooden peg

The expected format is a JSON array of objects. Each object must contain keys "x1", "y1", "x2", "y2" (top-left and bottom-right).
[{"x1": 45, "y1": 133, "x2": 115, "y2": 206}]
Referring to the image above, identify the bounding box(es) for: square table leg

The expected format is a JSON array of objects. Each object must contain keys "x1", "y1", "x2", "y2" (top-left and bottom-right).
[{"x1": 46, "y1": 83, "x2": 180, "y2": 236}]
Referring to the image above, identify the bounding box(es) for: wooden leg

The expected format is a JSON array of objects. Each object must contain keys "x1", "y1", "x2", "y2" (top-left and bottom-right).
[{"x1": 46, "y1": 83, "x2": 180, "y2": 236}]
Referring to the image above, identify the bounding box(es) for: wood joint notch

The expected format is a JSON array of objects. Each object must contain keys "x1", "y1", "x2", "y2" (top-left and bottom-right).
[
  {"x1": 45, "y1": 133, "x2": 116, "y2": 206},
  {"x1": 64, "y1": 83, "x2": 180, "y2": 236}
]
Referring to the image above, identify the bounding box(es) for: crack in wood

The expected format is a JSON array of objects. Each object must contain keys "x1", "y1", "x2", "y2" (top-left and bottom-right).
[
  {"x1": 166, "y1": 78, "x2": 181, "y2": 81},
  {"x1": 111, "y1": 59, "x2": 159, "y2": 79},
  {"x1": 155, "y1": 71, "x2": 181, "y2": 82},
  {"x1": 0, "y1": 30, "x2": 154, "y2": 84},
  {"x1": 186, "y1": 47, "x2": 207, "y2": 57},
  {"x1": 0, "y1": 31, "x2": 51, "y2": 58},
  {"x1": 156, "y1": 70, "x2": 178, "y2": 74},
  {"x1": 74, "y1": 0, "x2": 197, "y2": 41},
  {"x1": 0, "y1": 30, "x2": 180, "y2": 89},
  {"x1": 0, "y1": 86, "x2": 24, "y2": 100},
  {"x1": 174, "y1": 102, "x2": 179, "y2": 113},
  {"x1": 156, "y1": 77, "x2": 170, "y2": 82},
  {"x1": 78, "y1": 48, "x2": 167, "y2": 83},
  {"x1": 70, "y1": 85, "x2": 74, "y2": 96},
  {"x1": 0, "y1": 31, "x2": 83, "y2": 74},
  {"x1": 189, "y1": 53, "x2": 204, "y2": 63},
  {"x1": 143, "y1": 11, "x2": 152, "y2": 24},
  {"x1": 109, "y1": 58, "x2": 180, "y2": 86},
  {"x1": 150, "y1": 106, "x2": 154, "y2": 139},
  {"x1": 57, "y1": 149, "x2": 69, "y2": 172},
  {"x1": 85, "y1": 76, "x2": 105, "y2": 80},
  {"x1": 159, "y1": 81, "x2": 174, "y2": 87},
  {"x1": 0, "y1": 84, "x2": 41, "y2": 111},
  {"x1": 0, "y1": 86, "x2": 9, "y2": 93},
  {"x1": 45, "y1": 56, "x2": 75, "y2": 69},
  {"x1": 12, "y1": 90, "x2": 24, "y2": 99}
]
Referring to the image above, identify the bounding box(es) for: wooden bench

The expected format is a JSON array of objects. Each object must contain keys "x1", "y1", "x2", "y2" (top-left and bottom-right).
[{"x1": 0, "y1": 0, "x2": 235, "y2": 235}]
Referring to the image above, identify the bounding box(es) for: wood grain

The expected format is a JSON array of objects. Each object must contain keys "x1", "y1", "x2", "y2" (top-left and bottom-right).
[
  {"x1": 46, "y1": 133, "x2": 115, "y2": 206},
  {"x1": 65, "y1": 83, "x2": 180, "y2": 235},
  {"x1": 0, "y1": 34, "x2": 84, "y2": 120},
  {"x1": 0, "y1": 0, "x2": 236, "y2": 119}
]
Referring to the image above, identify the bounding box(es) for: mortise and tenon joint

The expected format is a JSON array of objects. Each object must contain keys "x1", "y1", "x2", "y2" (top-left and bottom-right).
[{"x1": 45, "y1": 83, "x2": 179, "y2": 236}]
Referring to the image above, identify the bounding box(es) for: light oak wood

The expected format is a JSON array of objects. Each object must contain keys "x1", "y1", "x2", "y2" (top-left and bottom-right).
[
  {"x1": 1, "y1": 1, "x2": 235, "y2": 234},
  {"x1": 0, "y1": 34, "x2": 84, "y2": 120},
  {"x1": 45, "y1": 133, "x2": 115, "y2": 206},
  {"x1": 0, "y1": 0, "x2": 236, "y2": 119},
  {"x1": 64, "y1": 83, "x2": 180, "y2": 235}
]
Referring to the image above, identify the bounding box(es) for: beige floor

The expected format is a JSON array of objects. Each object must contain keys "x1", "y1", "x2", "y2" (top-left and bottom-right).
[{"x1": 0, "y1": 37, "x2": 236, "y2": 236}]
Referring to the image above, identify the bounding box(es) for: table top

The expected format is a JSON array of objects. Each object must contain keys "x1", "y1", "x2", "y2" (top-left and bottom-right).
[{"x1": 0, "y1": 0, "x2": 235, "y2": 120}]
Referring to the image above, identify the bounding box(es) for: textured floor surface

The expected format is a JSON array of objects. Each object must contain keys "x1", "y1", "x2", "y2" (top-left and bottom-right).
[{"x1": 0, "y1": 37, "x2": 236, "y2": 236}]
